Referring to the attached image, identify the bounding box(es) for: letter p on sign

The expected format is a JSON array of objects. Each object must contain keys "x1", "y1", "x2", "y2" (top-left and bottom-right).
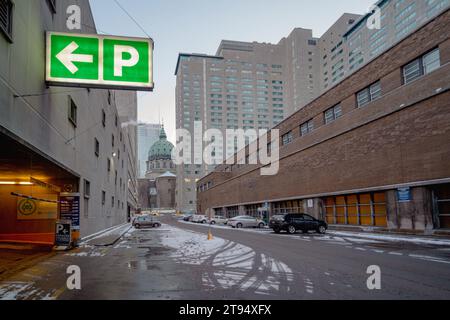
[{"x1": 114, "y1": 45, "x2": 140, "y2": 77}]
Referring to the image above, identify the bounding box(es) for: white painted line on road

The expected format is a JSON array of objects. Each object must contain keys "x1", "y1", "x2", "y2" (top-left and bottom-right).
[
  {"x1": 372, "y1": 250, "x2": 385, "y2": 254},
  {"x1": 388, "y1": 252, "x2": 403, "y2": 256},
  {"x1": 355, "y1": 247, "x2": 367, "y2": 251}
]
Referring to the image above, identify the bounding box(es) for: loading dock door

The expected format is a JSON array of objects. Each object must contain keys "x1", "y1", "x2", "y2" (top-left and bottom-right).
[
  {"x1": 434, "y1": 184, "x2": 450, "y2": 229},
  {"x1": 323, "y1": 192, "x2": 387, "y2": 227}
]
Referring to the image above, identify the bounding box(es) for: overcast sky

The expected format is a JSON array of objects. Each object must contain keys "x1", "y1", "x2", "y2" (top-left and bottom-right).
[{"x1": 89, "y1": 0, "x2": 375, "y2": 143}]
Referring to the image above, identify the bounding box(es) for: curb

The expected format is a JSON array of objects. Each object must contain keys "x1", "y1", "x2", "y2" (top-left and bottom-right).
[{"x1": 328, "y1": 225, "x2": 450, "y2": 240}]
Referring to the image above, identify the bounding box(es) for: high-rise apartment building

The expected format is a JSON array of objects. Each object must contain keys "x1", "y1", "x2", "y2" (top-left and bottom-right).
[
  {"x1": 137, "y1": 123, "x2": 161, "y2": 178},
  {"x1": 320, "y1": 0, "x2": 450, "y2": 92},
  {"x1": 174, "y1": 40, "x2": 292, "y2": 212},
  {"x1": 175, "y1": 0, "x2": 449, "y2": 213}
]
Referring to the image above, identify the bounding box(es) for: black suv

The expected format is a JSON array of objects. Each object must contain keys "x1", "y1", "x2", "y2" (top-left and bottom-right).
[{"x1": 269, "y1": 214, "x2": 328, "y2": 234}]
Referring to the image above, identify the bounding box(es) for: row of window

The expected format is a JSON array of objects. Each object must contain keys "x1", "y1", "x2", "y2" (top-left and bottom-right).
[
  {"x1": 204, "y1": 46, "x2": 442, "y2": 180},
  {"x1": 279, "y1": 47, "x2": 442, "y2": 151}
]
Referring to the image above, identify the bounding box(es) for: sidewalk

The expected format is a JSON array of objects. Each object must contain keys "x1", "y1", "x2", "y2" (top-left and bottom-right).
[
  {"x1": 328, "y1": 224, "x2": 450, "y2": 238},
  {"x1": 327, "y1": 229, "x2": 450, "y2": 246},
  {"x1": 80, "y1": 223, "x2": 133, "y2": 246}
]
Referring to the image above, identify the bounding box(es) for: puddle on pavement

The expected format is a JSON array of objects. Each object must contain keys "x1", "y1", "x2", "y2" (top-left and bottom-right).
[
  {"x1": 127, "y1": 260, "x2": 161, "y2": 271},
  {"x1": 137, "y1": 246, "x2": 171, "y2": 258}
]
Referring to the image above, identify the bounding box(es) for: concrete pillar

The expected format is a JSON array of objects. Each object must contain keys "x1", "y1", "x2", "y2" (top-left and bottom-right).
[
  {"x1": 386, "y1": 190, "x2": 399, "y2": 229},
  {"x1": 239, "y1": 205, "x2": 246, "y2": 216}
]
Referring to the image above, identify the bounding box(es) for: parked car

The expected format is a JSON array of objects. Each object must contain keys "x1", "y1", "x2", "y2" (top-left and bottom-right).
[
  {"x1": 228, "y1": 216, "x2": 266, "y2": 229},
  {"x1": 209, "y1": 216, "x2": 228, "y2": 225},
  {"x1": 182, "y1": 214, "x2": 194, "y2": 222},
  {"x1": 133, "y1": 216, "x2": 162, "y2": 229},
  {"x1": 269, "y1": 213, "x2": 328, "y2": 234},
  {"x1": 192, "y1": 215, "x2": 208, "y2": 224}
]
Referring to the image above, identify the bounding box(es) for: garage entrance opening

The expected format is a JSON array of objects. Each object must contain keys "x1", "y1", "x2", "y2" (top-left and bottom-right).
[{"x1": 0, "y1": 132, "x2": 79, "y2": 246}]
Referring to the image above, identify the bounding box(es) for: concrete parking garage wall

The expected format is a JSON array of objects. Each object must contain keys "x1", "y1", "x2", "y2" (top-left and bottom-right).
[{"x1": 0, "y1": 0, "x2": 137, "y2": 240}]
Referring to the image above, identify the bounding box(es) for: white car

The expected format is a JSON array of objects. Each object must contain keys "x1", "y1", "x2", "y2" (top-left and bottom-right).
[
  {"x1": 192, "y1": 215, "x2": 208, "y2": 224},
  {"x1": 228, "y1": 216, "x2": 266, "y2": 229},
  {"x1": 209, "y1": 216, "x2": 228, "y2": 225}
]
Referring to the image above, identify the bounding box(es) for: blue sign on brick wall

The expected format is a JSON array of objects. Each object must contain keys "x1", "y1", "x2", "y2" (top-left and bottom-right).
[{"x1": 398, "y1": 187, "x2": 412, "y2": 202}]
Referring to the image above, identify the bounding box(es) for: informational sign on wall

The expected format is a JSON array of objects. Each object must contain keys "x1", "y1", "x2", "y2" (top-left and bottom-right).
[
  {"x1": 46, "y1": 32, "x2": 154, "y2": 91},
  {"x1": 398, "y1": 187, "x2": 412, "y2": 202},
  {"x1": 17, "y1": 197, "x2": 58, "y2": 220},
  {"x1": 55, "y1": 220, "x2": 72, "y2": 247},
  {"x1": 60, "y1": 193, "x2": 81, "y2": 231}
]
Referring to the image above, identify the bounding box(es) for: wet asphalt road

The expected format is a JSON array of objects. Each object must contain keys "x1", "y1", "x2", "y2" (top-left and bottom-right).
[
  {"x1": 0, "y1": 216, "x2": 449, "y2": 300},
  {"x1": 166, "y1": 217, "x2": 450, "y2": 300}
]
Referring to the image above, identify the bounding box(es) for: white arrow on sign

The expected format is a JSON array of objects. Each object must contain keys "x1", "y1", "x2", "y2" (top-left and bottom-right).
[{"x1": 56, "y1": 41, "x2": 94, "y2": 74}]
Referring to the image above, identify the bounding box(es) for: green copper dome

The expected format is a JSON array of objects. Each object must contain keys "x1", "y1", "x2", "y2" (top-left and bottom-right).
[{"x1": 148, "y1": 126, "x2": 174, "y2": 161}]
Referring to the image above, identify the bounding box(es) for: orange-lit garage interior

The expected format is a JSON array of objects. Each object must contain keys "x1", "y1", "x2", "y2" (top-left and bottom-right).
[{"x1": 0, "y1": 132, "x2": 79, "y2": 246}]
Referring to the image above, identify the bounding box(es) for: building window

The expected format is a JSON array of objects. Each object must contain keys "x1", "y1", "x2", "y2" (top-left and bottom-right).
[
  {"x1": 403, "y1": 48, "x2": 440, "y2": 84},
  {"x1": 357, "y1": 81, "x2": 382, "y2": 107},
  {"x1": 282, "y1": 131, "x2": 293, "y2": 146},
  {"x1": 46, "y1": 0, "x2": 56, "y2": 13},
  {"x1": 107, "y1": 158, "x2": 111, "y2": 172},
  {"x1": 300, "y1": 120, "x2": 314, "y2": 136},
  {"x1": 84, "y1": 179, "x2": 91, "y2": 198},
  {"x1": 267, "y1": 142, "x2": 272, "y2": 156},
  {"x1": 84, "y1": 198, "x2": 89, "y2": 218},
  {"x1": 68, "y1": 97, "x2": 77, "y2": 127},
  {"x1": 324, "y1": 104, "x2": 342, "y2": 124},
  {"x1": 102, "y1": 191, "x2": 106, "y2": 205},
  {"x1": 94, "y1": 138, "x2": 100, "y2": 157},
  {"x1": 112, "y1": 196, "x2": 115, "y2": 208},
  {"x1": 0, "y1": 0, "x2": 13, "y2": 41},
  {"x1": 102, "y1": 110, "x2": 106, "y2": 127},
  {"x1": 112, "y1": 135, "x2": 115, "y2": 148}
]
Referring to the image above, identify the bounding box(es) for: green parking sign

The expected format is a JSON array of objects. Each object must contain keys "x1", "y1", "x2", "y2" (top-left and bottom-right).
[{"x1": 46, "y1": 32, "x2": 154, "y2": 91}]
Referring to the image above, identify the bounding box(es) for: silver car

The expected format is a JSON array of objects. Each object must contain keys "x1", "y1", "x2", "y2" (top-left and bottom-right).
[
  {"x1": 209, "y1": 216, "x2": 228, "y2": 225},
  {"x1": 228, "y1": 216, "x2": 266, "y2": 229},
  {"x1": 133, "y1": 216, "x2": 161, "y2": 229}
]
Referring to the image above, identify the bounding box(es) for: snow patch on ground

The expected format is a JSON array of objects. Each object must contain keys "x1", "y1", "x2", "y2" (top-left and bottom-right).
[
  {"x1": 161, "y1": 224, "x2": 296, "y2": 296},
  {"x1": 0, "y1": 282, "x2": 56, "y2": 300},
  {"x1": 160, "y1": 225, "x2": 227, "y2": 265}
]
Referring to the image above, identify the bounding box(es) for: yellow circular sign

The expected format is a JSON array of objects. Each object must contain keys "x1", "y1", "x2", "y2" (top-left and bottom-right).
[{"x1": 18, "y1": 199, "x2": 37, "y2": 216}]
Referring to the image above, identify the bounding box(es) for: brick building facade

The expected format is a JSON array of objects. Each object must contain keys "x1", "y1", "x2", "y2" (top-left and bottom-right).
[{"x1": 197, "y1": 9, "x2": 450, "y2": 234}]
